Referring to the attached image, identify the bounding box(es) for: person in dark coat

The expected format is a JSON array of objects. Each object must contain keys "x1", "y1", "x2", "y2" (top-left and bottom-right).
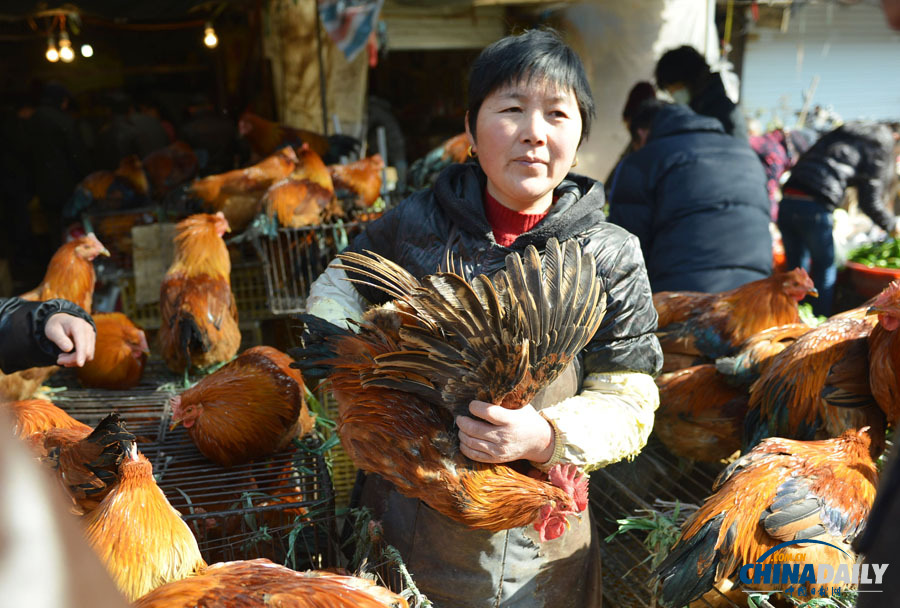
[
  {"x1": 655, "y1": 45, "x2": 748, "y2": 141},
  {"x1": 607, "y1": 100, "x2": 772, "y2": 293},
  {"x1": 778, "y1": 121, "x2": 900, "y2": 316},
  {"x1": 305, "y1": 29, "x2": 662, "y2": 608},
  {"x1": 0, "y1": 297, "x2": 96, "y2": 372}
]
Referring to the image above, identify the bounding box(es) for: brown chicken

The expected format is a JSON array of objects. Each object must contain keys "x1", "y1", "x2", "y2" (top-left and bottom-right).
[
  {"x1": 28, "y1": 412, "x2": 135, "y2": 514},
  {"x1": 745, "y1": 313, "x2": 886, "y2": 454},
  {"x1": 133, "y1": 558, "x2": 407, "y2": 608},
  {"x1": 329, "y1": 154, "x2": 384, "y2": 211},
  {"x1": 84, "y1": 444, "x2": 206, "y2": 601},
  {"x1": 238, "y1": 111, "x2": 359, "y2": 164},
  {"x1": 6, "y1": 398, "x2": 91, "y2": 438},
  {"x1": 655, "y1": 429, "x2": 878, "y2": 606},
  {"x1": 180, "y1": 147, "x2": 297, "y2": 233},
  {"x1": 159, "y1": 212, "x2": 240, "y2": 377},
  {"x1": 291, "y1": 142, "x2": 335, "y2": 193},
  {"x1": 77, "y1": 312, "x2": 149, "y2": 390},
  {"x1": 863, "y1": 280, "x2": 900, "y2": 426},
  {"x1": 142, "y1": 140, "x2": 198, "y2": 198},
  {"x1": 714, "y1": 323, "x2": 812, "y2": 388},
  {"x1": 291, "y1": 238, "x2": 603, "y2": 539},
  {"x1": 406, "y1": 132, "x2": 470, "y2": 191},
  {"x1": 68, "y1": 155, "x2": 150, "y2": 217},
  {"x1": 654, "y1": 268, "x2": 818, "y2": 372},
  {"x1": 263, "y1": 178, "x2": 342, "y2": 228},
  {"x1": 169, "y1": 346, "x2": 315, "y2": 467},
  {"x1": 1, "y1": 234, "x2": 109, "y2": 401},
  {"x1": 655, "y1": 365, "x2": 748, "y2": 462}
]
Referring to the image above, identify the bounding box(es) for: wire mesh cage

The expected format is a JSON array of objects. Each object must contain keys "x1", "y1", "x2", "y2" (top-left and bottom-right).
[
  {"x1": 591, "y1": 437, "x2": 745, "y2": 608},
  {"x1": 251, "y1": 221, "x2": 370, "y2": 315},
  {"x1": 48, "y1": 360, "x2": 341, "y2": 571}
]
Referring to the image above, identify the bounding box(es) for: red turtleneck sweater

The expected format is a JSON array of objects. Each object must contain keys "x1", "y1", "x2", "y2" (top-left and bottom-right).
[{"x1": 483, "y1": 189, "x2": 549, "y2": 247}]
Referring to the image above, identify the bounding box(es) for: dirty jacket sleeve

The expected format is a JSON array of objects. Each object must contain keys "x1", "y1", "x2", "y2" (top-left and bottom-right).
[{"x1": 0, "y1": 298, "x2": 96, "y2": 373}]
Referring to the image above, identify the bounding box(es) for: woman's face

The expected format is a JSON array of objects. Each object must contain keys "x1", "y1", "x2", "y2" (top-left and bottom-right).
[{"x1": 467, "y1": 78, "x2": 582, "y2": 213}]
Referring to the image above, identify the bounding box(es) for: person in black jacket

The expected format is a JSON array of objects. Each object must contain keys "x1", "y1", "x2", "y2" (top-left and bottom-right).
[
  {"x1": 655, "y1": 45, "x2": 748, "y2": 141},
  {"x1": 779, "y1": 121, "x2": 900, "y2": 316},
  {"x1": 607, "y1": 100, "x2": 772, "y2": 293},
  {"x1": 0, "y1": 297, "x2": 96, "y2": 373},
  {"x1": 305, "y1": 29, "x2": 662, "y2": 607}
]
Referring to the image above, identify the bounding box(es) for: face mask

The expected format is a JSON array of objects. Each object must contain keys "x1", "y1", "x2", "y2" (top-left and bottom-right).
[{"x1": 670, "y1": 88, "x2": 691, "y2": 105}]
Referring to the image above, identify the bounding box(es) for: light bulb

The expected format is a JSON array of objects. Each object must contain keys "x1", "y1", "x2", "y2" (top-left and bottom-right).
[
  {"x1": 58, "y1": 31, "x2": 74, "y2": 62},
  {"x1": 46, "y1": 38, "x2": 59, "y2": 62},
  {"x1": 203, "y1": 23, "x2": 218, "y2": 48},
  {"x1": 81, "y1": 44, "x2": 93, "y2": 58}
]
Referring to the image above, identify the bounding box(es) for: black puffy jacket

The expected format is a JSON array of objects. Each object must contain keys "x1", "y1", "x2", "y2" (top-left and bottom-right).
[
  {"x1": 690, "y1": 72, "x2": 749, "y2": 141},
  {"x1": 607, "y1": 104, "x2": 772, "y2": 293},
  {"x1": 783, "y1": 121, "x2": 897, "y2": 232},
  {"x1": 0, "y1": 298, "x2": 95, "y2": 373},
  {"x1": 346, "y1": 162, "x2": 663, "y2": 378}
]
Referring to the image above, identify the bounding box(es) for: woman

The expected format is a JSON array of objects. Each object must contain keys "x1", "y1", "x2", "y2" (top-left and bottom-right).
[{"x1": 307, "y1": 29, "x2": 662, "y2": 607}]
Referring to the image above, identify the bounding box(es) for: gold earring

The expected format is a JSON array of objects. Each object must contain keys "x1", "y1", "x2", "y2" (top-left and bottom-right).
[
  {"x1": 467, "y1": 145, "x2": 477, "y2": 158},
  {"x1": 571, "y1": 155, "x2": 579, "y2": 167}
]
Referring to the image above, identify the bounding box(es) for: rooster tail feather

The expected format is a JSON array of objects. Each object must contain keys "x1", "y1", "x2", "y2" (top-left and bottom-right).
[
  {"x1": 336, "y1": 250, "x2": 422, "y2": 301},
  {"x1": 83, "y1": 413, "x2": 136, "y2": 490},
  {"x1": 655, "y1": 516, "x2": 725, "y2": 608},
  {"x1": 177, "y1": 313, "x2": 206, "y2": 370},
  {"x1": 288, "y1": 313, "x2": 353, "y2": 380}
]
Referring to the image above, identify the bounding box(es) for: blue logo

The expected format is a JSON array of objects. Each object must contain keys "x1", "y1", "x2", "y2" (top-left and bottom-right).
[{"x1": 738, "y1": 540, "x2": 888, "y2": 599}]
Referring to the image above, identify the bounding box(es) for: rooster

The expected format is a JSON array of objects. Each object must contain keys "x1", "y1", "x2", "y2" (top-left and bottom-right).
[
  {"x1": 406, "y1": 132, "x2": 469, "y2": 192},
  {"x1": 77, "y1": 312, "x2": 149, "y2": 390},
  {"x1": 329, "y1": 154, "x2": 384, "y2": 212},
  {"x1": 174, "y1": 147, "x2": 297, "y2": 233},
  {"x1": 263, "y1": 178, "x2": 342, "y2": 228},
  {"x1": 745, "y1": 313, "x2": 886, "y2": 454},
  {"x1": 6, "y1": 398, "x2": 91, "y2": 438},
  {"x1": 169, "y1": 346, "x2": 315, "y2": 468},
  {"x1": 1, "y1": 234, "x2": 109, "y2": 401},
  {"x1": 654, "y1": 268, "x2": 818, "y2": 372},
  {"x1": 27, "y1": 412, "x2": 135, "y2": 515},
  {"x1": 83, "y1": 444, "x2": 206, "y2": 601},
  {"x1": 133, "y1": 559, "x2": 407, "y2": 608},
  {"x1": 291, "y1": 237, "x2": 603, "y2": 539},
  {"x1": 863, "y1": 280, "x2": 900, "y2": 426},
  {"x1": 655, "y1": 429, "x2": 878, "y2": 606},
  {"x1": 654, "y1": 365, "x2": 748, "y2": 462},
  {"x1": 238, "y1": 111, "x2": 360, "y2": 164},
  {"x1": 142, "y1": 140, "x2": 198, "y2": 198},
  {"x1": 65, "y1": 155, "x2": 150, "y2": 219},
  {"x1": 159, "y1": 212, "x2": 240, "y2": 379},
  {"x1": 714, "y1": 323, "x2": 811, "y2": 389}
]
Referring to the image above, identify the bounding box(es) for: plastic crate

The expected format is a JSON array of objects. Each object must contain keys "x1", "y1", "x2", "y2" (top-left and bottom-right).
[{"x1": 251, "y1": 221, "x2": 372, "y2": 315}]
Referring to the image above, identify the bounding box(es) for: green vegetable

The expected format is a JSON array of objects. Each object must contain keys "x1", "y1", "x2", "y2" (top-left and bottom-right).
[{"x1": 848, "y1": 238, "x2": 900, "y2": 268}]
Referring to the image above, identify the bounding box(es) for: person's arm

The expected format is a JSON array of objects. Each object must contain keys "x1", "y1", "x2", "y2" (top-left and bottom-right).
[
  {"x1": 0, "y1": 298, "x2": 96, "y2": 373},
  {"x1": 855, "y1": 132, "x2": 899, "y2": 236},
  {"x1": 534, "y1": 234, "x2": 663, "y2": 472}
]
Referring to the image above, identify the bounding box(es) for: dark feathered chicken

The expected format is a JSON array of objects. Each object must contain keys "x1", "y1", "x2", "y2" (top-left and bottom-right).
[{"x1": 291, "y1": 238, "x2": 604, "y2": 539}]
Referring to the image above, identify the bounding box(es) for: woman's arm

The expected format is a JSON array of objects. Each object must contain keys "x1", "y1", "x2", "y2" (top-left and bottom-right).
[
  {"x1": 535, "y1": 233, "x2": 663, "y2": 472},
  {"x1": 0, "y1": 298, "x2": 97, "y2": 373}
]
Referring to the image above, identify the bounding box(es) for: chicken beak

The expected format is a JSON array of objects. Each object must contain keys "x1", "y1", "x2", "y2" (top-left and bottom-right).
[
  {"x1": 169, "y1": 416, "x2": 182, "y2": 431},
  {"x1": 138, "y1": 332, "x2": 150, "y2": 354},
  {"x1": 99, "y1": 247, "x2": 111, "y2": 257},
  {"x1": 867, "y1": 306, "x2": 883, "y2": 316},
  {"x1": 807, "y1": 288, "x2": 818, "y2": 298}
]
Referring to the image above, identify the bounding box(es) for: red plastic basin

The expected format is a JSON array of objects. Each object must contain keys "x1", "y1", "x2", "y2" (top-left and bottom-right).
[{"x1": 844, "y1": 261, "x2": 900, "y2": 300}]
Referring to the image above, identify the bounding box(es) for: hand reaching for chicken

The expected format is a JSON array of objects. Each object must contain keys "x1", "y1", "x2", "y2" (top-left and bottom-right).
[
  {"x1": 45, "y1": 312, "x2": 96, "y2": 367},
  {"x1": 457, "y1": 401, "x2": 554, "y2": 464}
]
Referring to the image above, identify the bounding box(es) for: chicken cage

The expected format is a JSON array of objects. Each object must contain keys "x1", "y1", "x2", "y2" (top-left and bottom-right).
[
  {"x1": 251, "y1": 220, "x2": 371, "y2": 315},
  {"x1": 591, "y1": 436, "x2": 745, "y2": 608},
  {"x1": 49, "y1": 360, "x2": 341, "y2": 571}
]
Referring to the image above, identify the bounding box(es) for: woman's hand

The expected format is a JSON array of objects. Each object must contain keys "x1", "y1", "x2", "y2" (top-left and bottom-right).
[
  {"x1": 45, "y1": 313, "x2": 96, "y2": 367},
  {"x1": 456, "y1": 401, "x2": 555, "y2": 464}
]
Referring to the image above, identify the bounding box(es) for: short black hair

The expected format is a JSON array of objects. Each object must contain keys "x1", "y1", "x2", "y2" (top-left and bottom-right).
[
  {"x1": 467, "y1": 28, "x2": 595, "y2": 143},
  {"x1": 654, "y1": 45, "x2": 710, "y2": 90},
  {"x1": 629, "y1": 99, "x2": 670, "y2": 140}
]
